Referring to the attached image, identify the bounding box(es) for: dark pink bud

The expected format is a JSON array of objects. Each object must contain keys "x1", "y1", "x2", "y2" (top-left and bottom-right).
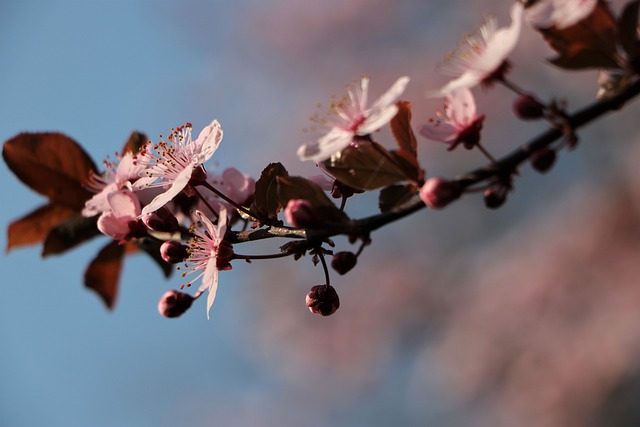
[
  {"x1": 530, "y1": 148, "x2": 556, "y2": 173},
  {"x1": 513, "y1": 94, "x2": 546, "y2": 120},
  {"x1": 160, "y1": 240, "x2": 189, "y2": 264},
  {"x1": 306, "y1": 285, "x2": 340, "y2": 316},
  {"x1": 142, "y1": 206, "x2": 180, "y2": 233},
  {"x1": 158, "y1": 290, "x2": 194, "y2": 318},
  {"x1": 419, "y1": 177, "x2": 463, "y2": 209},
  {"x1": 331, "y1": 251, "x2": 357, "y2": 275},
  {"x1": 484, "y1": 183, "x2": 509, "y2": 209},
  {"x1": 284, "y1": 199, "x2": 323, "y2": 228}
]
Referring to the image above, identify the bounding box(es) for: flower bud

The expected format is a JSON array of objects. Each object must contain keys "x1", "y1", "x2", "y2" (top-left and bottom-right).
[
  {"x1": 158, "y1": 290, "x2": 194, "y2": 318},
  {"x1": 419, "y1": 177, "x2": 463, "y2": 209},
  {"x1": 331, "y1": 180, "x2": 363, "y2": 199},
  {"x1": 142, "y1": 206, "x2": 180, "y2": 233},
  {"x1": 513, "y1": 94, "x2": 545, "y2": 120},
  {"x1": 530, "y1": 148, "x2": 556, "y2": 173},
  {"x1": 331, "y1": 251, "x2": 357, "y2": 275},
  {"x1": 160, "y1": 240, "x2": 189, "y2": 264},
  {"x1": 284, "y1": 199, "x2": 323, "y2": 228},
  {"x1": 306, "y1": 285, "x2": 340, "y2": 316},
  {"x1": 484, "y1": 183, "x2": 509, "y2": 209}
]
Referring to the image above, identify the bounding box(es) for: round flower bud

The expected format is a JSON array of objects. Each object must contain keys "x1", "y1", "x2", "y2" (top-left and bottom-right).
[
  {"x1": 141, "y1": 206, "x2": 180, "y2": 233},
  {"x1": 484, "y1": 184, "x2": 509, "y2": 209},
  {"x1": 160, "y1": 240, "x2": 189, "y2": 264},
  {"x1": 513, "y1": 94, "x2": 545, "y2": 120},
  {"x1": 419, "y1": 177, "x2": 463, "y2": 209},
  {"x1": 530, "y1": 147, "x2": 556, "y2": 173},
  {"x1": 331, "y1": 251, "x2": 357, "y2": 275},
  {"x1": 158, "y1": 290, "x2": 194, "y2": 318},
  {"x1": 284, "y1": 199, "x2": 323, "y2": 229},
  {"x1": 305, "y1": 285, "x2": 340, "y2": 316}
]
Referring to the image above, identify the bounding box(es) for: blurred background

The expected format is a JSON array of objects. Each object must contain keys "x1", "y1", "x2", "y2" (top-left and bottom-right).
[{"x1": 2, "y1": 0, "x2": 640, "y2": 426}]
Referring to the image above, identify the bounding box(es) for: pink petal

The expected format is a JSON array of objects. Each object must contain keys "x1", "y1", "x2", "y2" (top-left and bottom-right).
[
  {"x1": 202, "y1": 264, "x2": 219, "y2": 320},
  {"x1": 297, "y1": 128, "x2": 353, "y2": 162},
  {"x1": 107, "y1": 190, "x2": 141, "y2": 219},
  {"x1": 420, "y1": 123, "x2": 458, "y2": 143},
  {"x1": 194, "y1": 119, "x2": 223, "y2": 163},
  {"x1": 97, "y1": 211, "x2": 130, "y2": 240},
  {"x1": 446, "y1": 88, "x2": 477, "y2": 127},
  {"x1": 476, "y1": 3, "x2": 523, "y2": 72},
  {"x1": 369, "y1": 76, "x2": 410, "y2": 111},
  {"x1": 140, "y1": 163, "x2": 194, "y2": 216}
]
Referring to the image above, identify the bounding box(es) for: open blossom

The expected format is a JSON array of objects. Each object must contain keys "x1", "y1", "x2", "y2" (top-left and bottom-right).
[
  {"x1": 526, "y1": 0, "x2": 597, "y2": 29},
  {"x1": 96, "y1": 189, "x2": 143, "y2": 241},
  {"x1": 297, "y1": 76, "x2": 410, "y2": 163},
  {"x1": 431, "y1": 2, "x2": 524, "y2": 96},
  {"x1": 199, "y1": 167, "x2": 255, "y2": 219},
  {"x1": 135, "y1": 119, "x2": 223, "y2": 216},
  {"x1": 83, "y1": 152, "x2": 145, "y2": 217},
  {"x1": 181, "y1": 209, "x2": 232, "y2": 319},
  {"x1": 420, "y1": 87, "x2": 485, "y2": 150}
]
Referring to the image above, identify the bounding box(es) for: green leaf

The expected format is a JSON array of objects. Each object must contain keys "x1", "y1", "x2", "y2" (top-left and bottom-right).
[
  {"x1": 322, "y1": 141, "x2": 410, "y2": 191},
  {"x1": 2, "y1": 132, "x2": 97, "y2": 209},
  {"x1": 252, "y1": 162, "x2": 288, "y2": 221}
]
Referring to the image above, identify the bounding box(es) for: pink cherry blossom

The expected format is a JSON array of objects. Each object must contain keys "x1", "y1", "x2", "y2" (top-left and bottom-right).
[
  {"x1": 199, "y1": 167, "x2": 256, "y2": 218},
  {"x1": 297, "y1": 76, "x2": 410, "y2": 163},
  {"x1": 420, "y1": 87, "x2": 485, "y2": 150},
  {"x1": 96, "y1": 189, "x2": 142, "y2": 241},
  {"x1": 181, "y1": 209, "x2": 232, "y2": 319},
  {"x1": 83, "y1": 152, "x2": 145, "y2": 217},
  {"x1": 431, "y1": 2, "x2": 524, "y2": 96},
  {"x1": 135, "y1": 119, "x2": 223, "y2": 216},
  {"x1": 526, "y1": 0, "x2": 597, "y2": 29}
]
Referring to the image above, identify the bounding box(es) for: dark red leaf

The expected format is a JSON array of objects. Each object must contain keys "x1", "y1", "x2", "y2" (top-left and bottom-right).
[
  {"x1": 84, "y1": 241, "x2": 125, "y2": 309},
  {"x1": 6, "y1": 203, "x2": 78, "y2": 252},
  {"x1": 390, "y1": 101, "x2": 418, "y2": 159},
  {"x1": 322, "y1": 141, "x2": 410, "y2": 191},
  {"x1": 42, "y1": 215, "x2": 100, "y2": 256},
  {"x1": 251, "y1": 162, "x2": 288, "y2": 221},
  {"x1": 276, "y1": 176, "x2": 349, "y2": 226},
  {"x1": 618, "y1": 0, "x2": 640, "y2": 59},
  {"x1": 378, "y1": 185, "x2": 418, "y2": 213},
  {"x1": 3, "y1": 133, "x2": 97, "y2": 209},
  {"x1": 136, "y1": 237, "x2": 173, "y2": 278},
  {"x1": 540, "y1": 0, "x2": 620, "y2": 70},
  {"x1": 122, "y1": 131, "x2": 148, "y2": 155}
]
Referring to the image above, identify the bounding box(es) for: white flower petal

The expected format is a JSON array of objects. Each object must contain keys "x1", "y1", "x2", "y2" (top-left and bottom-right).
[
  {"x1": 97, "y1": 211, "x2": 130, "y2": 240},
  {"x1": 430, "y1": 71, "x2": 482, "y2": 97},
  {"x1": 107, "y1": 190, "x2": 141, "y2": 219},
  {"x1": 297, "y1": 128, "x2": 353, "y2": 163},
  {"x1": 195, "y1": 119, "x2": 223, "y2": 163},
  {"x1": 140, "y1": 163, "x2": 194, "y2": 216},
  {"x1": 419, "y1": 123, "x2": 458, "y2": 143},
  {"x1": 446, "y1": 88, "x2": 477, "y2": 127},
  {"x1": 359, "y1": 103, "x2": 400, "y2": 135},
  {"x1": 369, "y1": 76, "x2": 410, "y2": 111},
  {"x1": 202, "y1": 265, "x2": 219, "y2": 320}
]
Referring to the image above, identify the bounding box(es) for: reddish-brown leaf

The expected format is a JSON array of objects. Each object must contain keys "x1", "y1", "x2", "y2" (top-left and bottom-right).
[
  {"x1": 540, "y1": 0, "x2": 620, "y2": 70},
  {"x1": 276, "y1": 176, "x2": 349, "y2": 227},
  {"x1": 122, "y1": 131, "x2": 148, "y2": 155},
  {"x1": 251, "y1": 162, "x2": 288, "y2": 221},
  {"x1": 6, "y1": 203, "x2": 78, "y2": 252},
  {"x1": 42, "y1": 215, "x2": 100, "y2": 256},
  {"x1": 390, "y1": 101, "x2": 418, "y2": 159},
  {"x1": 322, "y1": 141, "x2": 410, "y2": 191},
  {"x1": 378, "y1": 185, "x2": 418, "y2": 213},
  {"x1": 84, "y1": 240, "x2": 125, "y2": 309},
  {"x1": 3, "y1": 132, "x2": 97, "y2": 209},
  {"x1": 618, "y1": 0, "x2": 640, "y2": 59}
]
